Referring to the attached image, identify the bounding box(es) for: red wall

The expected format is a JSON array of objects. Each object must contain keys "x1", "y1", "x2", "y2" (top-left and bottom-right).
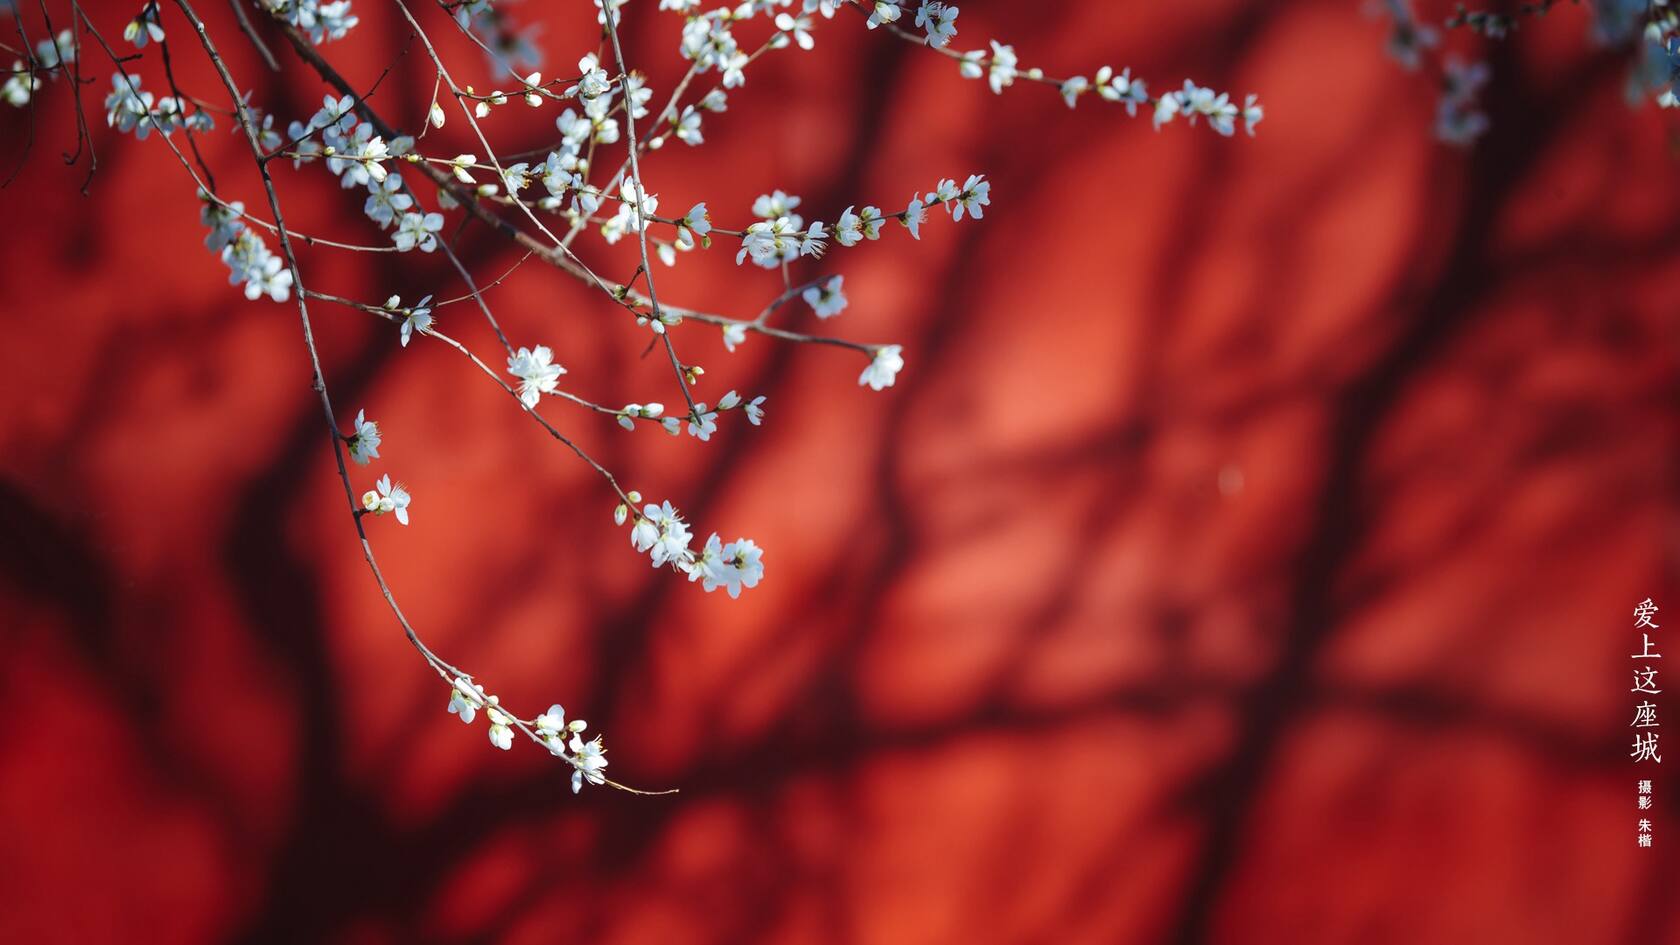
[{"x1": 0, "y1": 2, "x2": 1675, "y2": 943}]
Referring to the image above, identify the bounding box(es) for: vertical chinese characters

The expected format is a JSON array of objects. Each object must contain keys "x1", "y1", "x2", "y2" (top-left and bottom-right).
[{"x1": 1630, "y1": 599, "x2": 1661, "y2": 847}]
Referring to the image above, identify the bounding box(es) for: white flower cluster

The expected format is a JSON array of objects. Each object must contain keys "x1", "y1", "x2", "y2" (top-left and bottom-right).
[
  {"x1": 679, "y1": 8, "x2": 752, "y2": 80},
  {"x1": 685, "y1": 389, "x2": 766, "y2": 439},
  {"x1": 476, "y1": 63, "x2": 627, "y2": 155},
  {"x1": 282, "y1": 96, "x2": 450, "y2": 252},
  {"x1": 668, "y1": 0, "x2": 857, "y2": 83},
  {"x1": 360, "y1": 472, "x2": 412, "y2": 524},
  {"x1": 735, "y1": 175, "x2": 988, "y2": 268},
  {"x1": 198, "y1": 192, "x2": 294, "y2": 302},
  {"x1": 103, "y1": 73, "x2": 214, "y2": 139},
  {"x1": 614, "y1": 388, "x2": 764, "y2": 436},
  {"x1": 3, "y1": 30, "x2": 73, "y2": 108},
  {"x1": 958, "y1": 40, "x2": 1019, "y2": 94},
  {"x1": 950, "y1": 39, "x2": 1262, "y2": 137},
  {"x1": 286, "y1": 94, "x2": 412, "y2": 189},
  {"x1": 1435, "y1": 57, "x2": 1490, "y2": 146},
  {"x1": 619, "y1": 495, "x2": 765, "y2": 598},
  {"x1": 914, "y1": 2, "x2": 959, "y2": 48},
  {"x1": 344, "y1": 406, "x2": 409, "y2": 524},
  {"x1": 1149, "y1": 81, "x2": 1263, "y2": 137},
  {"x1": 452, "y1": 62, "x2": 667, "y2": 225},
  {"x1": 447, "y1": 682, "x2": 609, "y2": 793},
  {"x1": 51, "y1": 0, "x2": 1290, "y2": 792},
  {"x1": 259, "y1": 0, "x2": 359, "y2": 45}
]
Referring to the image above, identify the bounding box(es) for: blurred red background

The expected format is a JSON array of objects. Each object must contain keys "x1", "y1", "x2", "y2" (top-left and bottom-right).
[{"x1": 1, "y1": 1, "x2": 1677, "y2": 943}]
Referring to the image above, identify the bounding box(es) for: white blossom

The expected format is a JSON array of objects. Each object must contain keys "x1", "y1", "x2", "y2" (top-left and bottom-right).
[
  {"x1": 753, "y1": 189, "x2": 802, "y2": 220},
  {"x1": 308, "y1": 93, "x2": 356, "y2": 134},
  {"x1": 1096, "y1": 66, "x2": 1148, "y2": 115},
  {"x1": 486, "y1": 702, "x2": 515, "y2": 750},
  {"x1": 689, "y1": 533, "x2": 764, "y2": 598},
  {"x1": 636, "y1": 500, "x2": 693, "y2": 567},
  {"x1": 858, "y1": 205, "x2": 886, "y2": 240},
  {"x1": 722, "y1": 322, "x2": 748, "y2": 351},
  {"x1": 860, "y1": 344, "x2": 904, "y2": 390},
  {"x1": 573, "y1": 54, "x2": 612, "y2": 100},
  {"x1": 500, "y1": 161, "x2": 532, "y2": 194},
  {"x1": 987, "y1": 41, "x2": 1018, "y2": 94},
  {"x1": 927, "y1": 177, "x2": 960, "y2": 206},
  {"x1": 399, "y1": 295, "x2": 433, "y2": 347},
  {"x1": 394, "y1": 211, "x2": 444, "y2": 252},
  {"x1": 736, "y1": 216, "x2": 802, "y2": 267},
  {"x1": 774, "y1": 13, "x2": 816, "y2": 50},
  {"x1": 1060, "y1": 75, "x2": 1089, "y2": 108},
  {"x1": 447, "y1": 676, "x2": 485, "y2": 723},
  {"x1": 261, "y1": 0, "x2": 360, "y2": 44},
  {"x1": 866, "y1": 1, "x2": 901, "y2": 29},
  {"x1": 803, "y1": 275, "x2": 847, "y2": 318},
  {"x1": 903, "y1": 194, "x2": 927, "y2": 239},
  {"x1": 348, "y1": 409, "x2": 382, "y2": 464},
  {"x1": 623, "y1": 73, "x2": 654, "y2": 118},
  {"x1": 124, "y1": 7, "x2": 166, "y2": 47},
  {"x1": 104, "y1": 73, "x2": 154, "y2": 135},
  {"x1": 954, "y1": 173, "x2": 989, "y2": 221},
  {"x1": 916, "y1": 2, "x2": 958, "y2": 48},
  {"x1": 536, "y1": 703, "x2": 587, "y2": 750},
  {"x1": 568, "y1": 734, "x2": 608, "y2": 793},
  {"x1": 618, "y1": 402, "x2": 664, "y2": 430},
  {"x1": 678, "y1": 201, "x2": 712, "y2": 247},
  {"x1": 595, "y1": 0, "x2": 627, "y2": 26},
  {"x1": 363, "y1": 174, "x2": 413, "y2": 228},
  {"x1": 1242, "y1": 94, "x2": 1263, "y2": 136},
  {"x1": 3, "y1": 63, "x2": 41, "y2": 108},
  {"x1": 722, "y1": 51, "x2": 749, "y2": 88},
  {"x1": 363, "y1": 473, "x2": 412, "y2": 525},
  {"x1": 1436, "y1": 58, "x2": 1490, "y2": 146},
  {"x1": 507, "y1": 345, "x2": 566, "y2": 408},
  {"x1": 687, "y1": 403, "x2": 719, "y2": 441},
  {"x1": 799, "y1": 222, "x2": 828, "y2": 258},
  {"x1": 1152, "y1": 92, "x2": 1179, "y2": 130},
  {"x1": 834, "y1": 205, "x2": 863, "y2": 246},
  {"x1": 219, "y1": 229, "x2": 293, "y2": 302},
  {"x1": 674, "y1": 104, "x2": 705, "y2": 144}
]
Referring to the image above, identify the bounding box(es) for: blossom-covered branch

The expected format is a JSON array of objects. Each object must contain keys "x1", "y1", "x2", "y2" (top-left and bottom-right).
[{"x1": 6, "y1": 0, "x2": 1270, "y2": 789}]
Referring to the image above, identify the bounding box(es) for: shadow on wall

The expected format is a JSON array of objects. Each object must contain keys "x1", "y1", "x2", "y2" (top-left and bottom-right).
[{"x1": 0, "y1": 2, "x2": 1675, "y2": 944}]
